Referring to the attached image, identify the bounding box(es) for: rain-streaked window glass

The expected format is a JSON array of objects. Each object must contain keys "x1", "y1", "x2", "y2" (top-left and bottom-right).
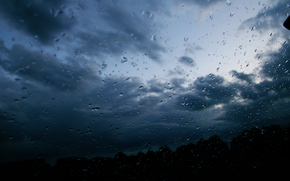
[{"x1": 1, "y1": 0, "x2": 290, "y2": 179}]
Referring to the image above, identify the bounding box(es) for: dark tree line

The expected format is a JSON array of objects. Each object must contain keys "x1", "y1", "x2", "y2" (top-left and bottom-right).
[{"x1": 1, "y1": 125, "x2": 290, "y2": 180}]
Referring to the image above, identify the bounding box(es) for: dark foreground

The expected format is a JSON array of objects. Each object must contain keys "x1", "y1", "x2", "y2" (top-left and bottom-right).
[{"x1": 1, "y1": 125, "x2": 290, "y2": 180}]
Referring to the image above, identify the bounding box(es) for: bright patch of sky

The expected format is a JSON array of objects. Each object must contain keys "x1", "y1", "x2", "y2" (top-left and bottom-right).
[{"x1": 99, "y1": 0, "x2": 284, "y2": 85}]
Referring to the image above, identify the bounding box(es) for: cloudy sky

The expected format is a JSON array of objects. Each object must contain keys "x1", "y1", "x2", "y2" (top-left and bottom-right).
[{"x1": 1, "y1": 0, "x2": 290, "y2": 164}]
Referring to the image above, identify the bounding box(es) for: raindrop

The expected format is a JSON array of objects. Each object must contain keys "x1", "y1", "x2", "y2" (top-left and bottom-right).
[
  {"x1": 101, "y1": 63, "x2": 107, "y2": 68},
  {"x1": 187, "y1": 137, "x2": 190, "y2": 141},
  {"x1": 125, "y1": 77, "x2": 131, "y2": 82},
  {"x1": 251, "y1": 27, "x2": 256, "y2": 31},
  {"x1": 139, "y1": 86, "x2": 144, "y2": 90},
  {"x1": 9, "y1": 136, "x2": 14, "y2": 140},
  {"x1": 92, "y1": 107, "x2": 100, "y2": 111},
  {"x1": 184, "y1": 36, "x2": 189, "y2": 42},
  {"x1": 209, "y1": 13, "x2": 213, "y2": 20},
  {"x1": 226, "y1": 0, "x2": 232, "y2": 6},
  {"x1": 119, "y1": 92, "x2": 123, "y2": 96},
  {"x1": 54, "y1": 37, "x2": 60, "y2": 42},
  {"x1": 230, "y1": 12, "x2": 234, "y2": 17},
  {"x1": 151, "y1": 35, "x2": 156, "y2": 41},
  {"x1": 54, "y1": 9, "x2": 62, "y2": 17},
  {"x1": 121, "y1": 57, "x2": 128, "y2": 63}
]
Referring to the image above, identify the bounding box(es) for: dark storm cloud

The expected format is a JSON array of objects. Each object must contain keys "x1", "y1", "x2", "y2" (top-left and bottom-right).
[
  {"x1": 171, "y1": 78, "x2": 186, "y2": 89},
  {"x1": 0, "y1": 0, "x2": 167, "y2": 62},
  {"x1": 177, "y1": 74, "x2": 236, "y2": 111},
  {"x1": 2, "y1": 0, "x2": 290, "y2": 165},
  {"x1": 230, "y1": 70, "x2": 254, "y2": 83},
  {"x1": 178, "y1": 56, "x2": 196, "y2": 67},
  {"x1": 215, "y1": 42, "x2": 290, "y2": 126},
  {"x1": 0, "y1": 0, "x2": 75, "y2": 44},
  {"x1": 0, "y1": 71, "x2": 175, "y2": 162},
  {"x1": 0, "y1": 0, "x2": 170, "y2": 162},
  {"x1": 0, "y1": 44, "x2": 100, "y2": 91},
  {"x1": 72, "y1": 0, "x2": 166, "y2": 62},
  {"x1": 239, "y1": 0, "x2": 290, "y2": 36}
]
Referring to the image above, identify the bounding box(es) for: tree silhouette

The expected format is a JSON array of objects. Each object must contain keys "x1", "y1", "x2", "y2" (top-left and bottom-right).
[{"x1": 1, "y1": 125, "x2": 289, "y2": 180}]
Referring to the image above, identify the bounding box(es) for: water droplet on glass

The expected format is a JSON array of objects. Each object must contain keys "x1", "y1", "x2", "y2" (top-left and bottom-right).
[
  {"x1": 125, "y1": 77, "x2": 131, "y2": 82},
  {"x1": 121, "y1": 57, "x2": 128, "y2": 63},
  {"x1": 226, "y1": 0, "x2": 232, "y2": 6},
  {"x1": 9, "y1": 136, "x2": 14, "y2": 140},
  {"x1": 230, "y1": 12, "x2": 234, "y2": 17},
  {"x1": 209, "y1": 13, "x2": 213, "y2": 20},
  {"x1": 101, "y1": 63, "x2": 107, "y2": 68},
  {"x1": 54, "y1": 37, "x2": 60, "y2": 42},
  {"x1": 119, "y1": 92, "x2": 123, "y2": 96},
  {"x1": 151, "y1": 35, "x2": 156, "y2": 41},
  {"x1": 251, "y1": 27, "x2": 256, "y2": 31},
  {"x1": 92, "y1": 107, "x2": 100, "y2": 111},
  {"x1": 184, "y1": 36, "x2": 189, "y2": 42}
]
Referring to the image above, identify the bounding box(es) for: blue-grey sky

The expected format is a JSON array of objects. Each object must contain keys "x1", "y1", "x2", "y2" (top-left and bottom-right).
[{"x1": 1, "y1": 0, "x2": 290, "y2": 164}]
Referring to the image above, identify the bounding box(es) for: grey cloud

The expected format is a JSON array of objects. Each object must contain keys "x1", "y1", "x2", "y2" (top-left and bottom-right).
[
  {"x1": 0, "y1": 68, "x2": 216, "y2": 162},
  {"x1": 0, "y1": 44, "x2": 101, "y2": 91},
  {"x1": 238, "y1": 0, "x2": 290, "y2": 36},
  {"x1": 171, "y1": 78, "x2": 186, "y2": 89},
  {"x1": 178, "y1": 74, "x2": 236, "y2": 111},
  {"x1": 215, "y1": 42, "x2": 290, "y2": 126},
  {"x1": 230, "y1": 70, "x2": 254, "y2": 83},
  {"x1": 0, "y1": 0, "x2": 75, "y2": 44},
  {"x1": 0, "y1": 76, "x2": 134, "y2": 161},
  {"x1": 178, "y1": 56, "x2": 196, "y2": 67},
  {"x1": 174, "y1": 0, "x2": 225, "y2": 8},
  {"x1": 72, "y1": 1, "x2": 166, "y2": 62}
]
